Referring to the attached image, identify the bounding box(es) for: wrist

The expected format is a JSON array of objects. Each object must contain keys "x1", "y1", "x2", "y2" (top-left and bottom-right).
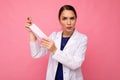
[
  {"x1": 53, "y1": 47, "x2": 57, "y2": 54},
  {"x1": 29, "y1": 31, "x2": 37, "y2": 41}
]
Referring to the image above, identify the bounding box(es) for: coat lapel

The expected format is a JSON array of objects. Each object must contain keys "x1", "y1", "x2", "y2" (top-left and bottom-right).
[
  {"x1": 64, "y1": 30, "x2": 77, "y2": 50},
  {"x1": 55, "y1": 30, "x2": 77, "y2": 50},
  {"x1": 55, "y1": 31, "x2": 62, "y2": 50}
]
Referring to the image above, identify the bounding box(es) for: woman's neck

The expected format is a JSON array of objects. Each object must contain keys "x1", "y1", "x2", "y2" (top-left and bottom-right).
[{"x1": 62, "y1": 30, "x2": 74, "y2": 37}]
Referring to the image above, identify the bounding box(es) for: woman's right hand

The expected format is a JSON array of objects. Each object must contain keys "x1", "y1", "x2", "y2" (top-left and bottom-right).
[
  {"x1": 25, "y1": 17, "x2": 32, "y2": 32},
  {"x1": 25, "y1": 17, "x2": 37, "y2": 41}
]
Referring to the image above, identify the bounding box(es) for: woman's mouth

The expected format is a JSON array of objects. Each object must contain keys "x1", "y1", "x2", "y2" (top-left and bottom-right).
[{"x1": 66, "y1": 27, "x2": 72, "y2": 30}]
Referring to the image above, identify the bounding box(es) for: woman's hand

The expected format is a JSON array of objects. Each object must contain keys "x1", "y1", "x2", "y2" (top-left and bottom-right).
[
  {"x1": 25, "y1": 17, "x2": 37, "y2": 41},
  {"x1": 41, "y1": 38, "x2": 57, "y2": 53},
  {"x1": 25, "y1": 17, "x2": 32, "y2": 32}
]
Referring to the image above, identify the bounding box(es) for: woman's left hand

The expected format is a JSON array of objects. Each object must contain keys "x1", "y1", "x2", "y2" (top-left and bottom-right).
[{"x1": 41, "y1": 38, "x2": 57, "y2": 53}]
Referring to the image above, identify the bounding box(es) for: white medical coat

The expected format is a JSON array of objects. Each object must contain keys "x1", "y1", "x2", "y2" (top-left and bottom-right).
[{"x1": 30, "y1": 30, "x2": 87, "y2": 80}]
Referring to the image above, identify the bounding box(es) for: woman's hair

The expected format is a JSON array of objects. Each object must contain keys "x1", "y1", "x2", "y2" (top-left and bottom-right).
[{"x1": 58, "y1": 5, "x2": 77, "y2": 20}]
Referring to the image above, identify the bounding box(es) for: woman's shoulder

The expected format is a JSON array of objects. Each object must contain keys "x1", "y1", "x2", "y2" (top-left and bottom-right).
[
  {"x1": 49, "y1": 31, "x2": 62, "y2": 39},
  {"x1": 50, "y1": 31, "x2": 61, "y2": 36},
  {"x1": 75, "y1": 30, "x2": 88, "y2": 41}
]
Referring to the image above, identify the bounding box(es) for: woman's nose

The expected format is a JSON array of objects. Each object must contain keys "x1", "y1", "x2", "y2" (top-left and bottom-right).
[{"x1": 67, "y1": 19, "x2": 71, "y2": 25}]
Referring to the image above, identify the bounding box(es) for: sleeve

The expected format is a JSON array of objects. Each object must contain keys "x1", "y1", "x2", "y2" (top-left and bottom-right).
[
  {"x1": 52, "y1": 35, "x2": 88, "y2": 70},
  {"x1": 30, "y1": 32, "x2": 57, "y2": 58},
  {"x1": 30, "y1": 40, "x2": 48, "y2": 58}
]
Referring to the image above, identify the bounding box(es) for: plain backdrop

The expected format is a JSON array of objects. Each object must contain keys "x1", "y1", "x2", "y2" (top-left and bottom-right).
[{"x1": 0, "y1": 0, "x2": 120, "y2": 80}]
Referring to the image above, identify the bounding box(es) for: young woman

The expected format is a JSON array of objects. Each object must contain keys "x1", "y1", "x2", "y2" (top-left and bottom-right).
[{"x1": 25, "y1": 5, "x2": 87, "y2": 80}]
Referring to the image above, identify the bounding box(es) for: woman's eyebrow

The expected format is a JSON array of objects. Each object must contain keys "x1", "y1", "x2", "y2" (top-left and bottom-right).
[
  {"x1": 70, "y1": 16, "x2": 74, "y2": 18},
  {"x1": 62, "y1": 16, "x2": 67, "y2": 19},
  {"x1": 62, "y1": 16, "x2": 67, "y2": 18}
]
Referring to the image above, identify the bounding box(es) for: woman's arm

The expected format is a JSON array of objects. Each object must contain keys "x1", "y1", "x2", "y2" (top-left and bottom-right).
[
  {"x1": 25, "y1": 17, "x2": 37, "y2": 42},
  {"x1": 25, "y1": 17, "x2": 48, "y2": 58},
  {"x1": 52, "y1": 35, "x2": 88, "y2": 70},
  {"x1": 30, "y1": 39, "x2": 48, "y2": 58}
]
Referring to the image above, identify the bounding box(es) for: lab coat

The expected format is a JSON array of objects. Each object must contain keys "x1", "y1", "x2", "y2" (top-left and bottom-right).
[{"x1": 30, "y1": 29, "x2": 87, "y2": 80}]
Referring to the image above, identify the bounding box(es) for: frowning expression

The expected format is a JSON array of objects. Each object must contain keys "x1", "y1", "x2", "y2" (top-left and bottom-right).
[{"x1": 59, "y1": 10, "x2": 77, "y2": 34}]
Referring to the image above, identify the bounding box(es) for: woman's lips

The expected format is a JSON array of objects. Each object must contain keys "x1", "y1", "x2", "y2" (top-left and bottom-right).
[{"x1": 66, "y1": 27, "x2": 72, "y2": 30}]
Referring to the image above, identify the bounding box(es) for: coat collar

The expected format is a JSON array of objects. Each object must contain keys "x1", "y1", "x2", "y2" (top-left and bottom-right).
[
  {"x1": 55, "y1": 29, "x2": 78, "y2": 50},
  {"x1": 56, "y1": 29, "x2": 78, "y2": 39}
]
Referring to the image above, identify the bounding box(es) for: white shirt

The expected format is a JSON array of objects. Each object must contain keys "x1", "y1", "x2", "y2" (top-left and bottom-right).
[{"x1": 30, "y1": 30, "x2": 88, "y2": 80}]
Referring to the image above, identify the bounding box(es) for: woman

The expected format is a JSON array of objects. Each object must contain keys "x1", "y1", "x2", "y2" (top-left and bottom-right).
[{"x1": 25, "y1": 5, "x2": 87, "y2": 80}]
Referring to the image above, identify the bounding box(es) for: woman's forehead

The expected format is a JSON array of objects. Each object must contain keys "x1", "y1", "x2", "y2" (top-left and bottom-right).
[{"x1": 60, "y1": 10, "x2": 76, "y2": 17}]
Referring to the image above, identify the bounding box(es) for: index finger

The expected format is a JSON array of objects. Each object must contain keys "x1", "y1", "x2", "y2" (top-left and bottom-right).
[{"x1": 41, "y1": 38, "x2": 51, "y2": 42}]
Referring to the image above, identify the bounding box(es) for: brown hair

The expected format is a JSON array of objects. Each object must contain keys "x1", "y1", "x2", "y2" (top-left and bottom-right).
[{"x1": 58, "y1": 5, "x2": 77, "y2": 20}]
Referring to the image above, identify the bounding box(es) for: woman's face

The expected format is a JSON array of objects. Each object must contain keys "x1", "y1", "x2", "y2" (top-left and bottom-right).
[{"x1": 59, "y1": 10, "x2": 77, "y2": 34}]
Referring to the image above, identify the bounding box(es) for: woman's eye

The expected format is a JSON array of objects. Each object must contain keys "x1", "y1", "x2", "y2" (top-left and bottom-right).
[
  {"x1": 62, "y1": 17, "x2": 67, "y2": 20},
  {"x1": 70, "y1": 17, "x2": 75, "y2": 20}
]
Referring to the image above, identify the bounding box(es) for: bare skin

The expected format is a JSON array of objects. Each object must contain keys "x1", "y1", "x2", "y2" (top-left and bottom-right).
[
  {"x1": 59, "y1": 10, "x2": 76, "y2": 37},
  {"x1": 25, "y1": 17, "x2": 37, "y2": 42}
]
